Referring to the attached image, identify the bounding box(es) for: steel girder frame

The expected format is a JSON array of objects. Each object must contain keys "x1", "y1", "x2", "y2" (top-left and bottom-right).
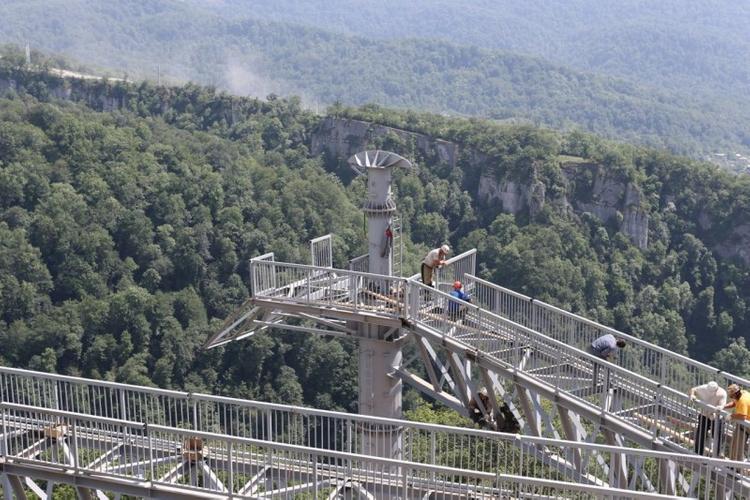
[
  {"x1": 397, "y1": 330, "x2": 617, "y2": 489},
  {"x1": 200, "y1": 300, "x2": 743, "y2": 497},
  {"x1": 397, "y1": 322, "x2": 687, "y2": 495}
]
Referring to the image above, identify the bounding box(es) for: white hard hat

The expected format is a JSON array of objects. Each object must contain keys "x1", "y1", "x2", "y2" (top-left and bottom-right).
[
  {"x1": 707, "y1": 381, "x2": 719, "y2": 392},
  {"x1": 479, "y1": 387, "x2": 488, "y2": 396},
  {"x1": 440, "y1": 244, "x2": 450, "y2": 254}
]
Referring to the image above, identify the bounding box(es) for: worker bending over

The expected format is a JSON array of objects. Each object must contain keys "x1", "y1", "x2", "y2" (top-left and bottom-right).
[
  {"x1": 688, "y1": 381, "x2": 726, "y2": 455},
  {"x1": 586, "y1": 334, "x2": 626, "y2": 390},
  {"x1": 421, "y1": 245, "x2": 450, "y2": 287}
]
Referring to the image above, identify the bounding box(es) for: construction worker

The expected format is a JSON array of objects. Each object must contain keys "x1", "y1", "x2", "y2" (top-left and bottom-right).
[
  {"x1": 468, "y1": 388, "x2": 496, "y2": 430},
  {"x1": 724, "y1": 384, "x2": 750, "y2": 461},
  {"x1": 688, "y1": 381, "x2": 727, "y2": 455},
  {"x1": 421, "y1": 244, "x2": 450, "y2": 287},
  {"x1": 586, "y1": 334, "x2": 626, "y2": 390},
  {"x1": 448, "y1": 281, "x2": 471, "y2": 322}
]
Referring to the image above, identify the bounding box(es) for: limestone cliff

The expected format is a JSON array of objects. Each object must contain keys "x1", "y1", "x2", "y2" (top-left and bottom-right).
[{"x1": 312, "y1": 117, "x2": 649, "y2": 249}]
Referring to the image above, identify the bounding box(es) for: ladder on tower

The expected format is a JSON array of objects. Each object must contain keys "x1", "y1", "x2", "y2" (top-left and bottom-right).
[{"x1": 392, "y1": 215, "x2": 403, "y2": 277}]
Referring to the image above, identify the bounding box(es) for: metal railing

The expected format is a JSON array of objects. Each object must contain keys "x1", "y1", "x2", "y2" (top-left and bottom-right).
[
  {"x1": 404, "y1": 281, "x2": 750, "y2": 456},
  {"x1": 310, "y1": 234, "x2": 333, "y2": 268},
  {"x1": 464, "y1": 275, "x2": 750, "y2": 396},
  {"x1": 249, "y1": 252, "x2": 276, "y2": 295},
  {"x1": 434, "y1": 249, "x2": 477, "y2": 293},
  {"x1": 348, "y1": 253, "x2": 369, "y2": 273},
  {"x1": 251, "y1": 260, "x2": 408, "y2": 317},
  {"x1": 0, "y1": 403, "x2": 501, "y2": 499},
  {"x1": 2, "y1": 372, "x2": 749, "y2": 498},
  {"x1": 244, "y1": 259, "x2": 750, "y2": 457}
]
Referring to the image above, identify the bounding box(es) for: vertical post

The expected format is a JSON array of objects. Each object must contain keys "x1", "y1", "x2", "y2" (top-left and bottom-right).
[
  {"x1": 312, "y1": 453, "x2": 319, "y2": 497},
  {"x1": 0, "y1": 404, "x2": 10, "y2": 500},
  {"x1": 228, "y1": 441, "x2": 234, "y2": 498},
  {"x1": 54, "y1": 379, "x2": 60, "y2": 410},
  {"x1": 119, "y1": 389, "x2": 128, "y2": 420},
  {"x1": 70, "y1": 418, "x2": 79, "y2": 474},
  {"x1": 191, "y1": 395, "x2": 198, "y2": 431},
  {"x1": 430, "y1": 431, "x2": 436, "y2": 481},
  {"x1": 147, "y1": 425, "x2": 155, "y2": 482},
  {"x1": 348, "y1": 151, "x2": 411, "y2": 460},
  {"x1": 250, "y1": 259, "x2": 257, "y2": 295}
]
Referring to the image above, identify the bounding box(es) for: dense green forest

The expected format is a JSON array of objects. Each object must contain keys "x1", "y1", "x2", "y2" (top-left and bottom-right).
[
  {"x1": 1, "y1": 0, "x2": 748, "y2": 162},
  {"x1": 2, "y1": 55, "x2": 750, "y2": 418}
]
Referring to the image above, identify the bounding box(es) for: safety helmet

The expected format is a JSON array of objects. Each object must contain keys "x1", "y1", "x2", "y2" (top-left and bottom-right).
[
  {"x1": 707, "y1": 381, "x2": 719, "y2": 392},
  {"x1": 440, "y1": 244, "x2": 450, "y2": 254},
  {"x1": 453, "y1": 281, "x2": 462, "y2": 290}
]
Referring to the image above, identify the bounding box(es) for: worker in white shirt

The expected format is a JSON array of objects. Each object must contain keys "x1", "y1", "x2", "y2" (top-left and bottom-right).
[
  {"x1": 688, "y1": 381, "x2": 727, "y2": 455},
  {"x1": 421, "y1": 244, "x2": 450, "y2": 287}
]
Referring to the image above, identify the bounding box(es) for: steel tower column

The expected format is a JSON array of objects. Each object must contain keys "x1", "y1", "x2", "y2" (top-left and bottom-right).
[{"x1": 349, "y1": 151, "x2": 411, "y2": 458}]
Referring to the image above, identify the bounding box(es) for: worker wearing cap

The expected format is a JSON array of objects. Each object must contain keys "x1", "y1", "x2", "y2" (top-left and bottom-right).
[
  {"x1": 724, "y1": 384, "x2": 750, "y2": 461},
  {"x1": 421, "y1": 245, "x2": 450, "y2": 288},
  {"x1": 689, "y1": 381, "x2": 727, "y2": 455},
  {"x1": 448, "y1": 281, "x2": 471, "y2": 322}
]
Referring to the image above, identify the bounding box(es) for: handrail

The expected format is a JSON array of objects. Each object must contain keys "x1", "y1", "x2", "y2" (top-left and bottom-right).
[
  {"x1": 406, "y1": 280, "x2": 669, "y2": 390},
  {"x1": 242, "y1": 259, "x2": 749, "y2": 451},
  {"x1": 1, "y1": 401, "x2": 746, "y2": 498},
  {"x1": 0, "y1": 365, "x2": 676, "y2": 449},
  {"x1": 252, "y1": 258, "x2": 410, "y2": 282},
  {"x1": 403, "y1": 279, "x2": 750, "y2": 453},
  {"x1": 466, "y1": 274, "x2": 750, "y2": 390},
  {"x1": 442, "y1": 248, "x2": 478, "y2": 267}
]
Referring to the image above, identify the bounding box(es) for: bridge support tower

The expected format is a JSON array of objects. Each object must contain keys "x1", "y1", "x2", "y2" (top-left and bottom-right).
[{"x1": 349, "y1": 151, "x2": 411, "y2": 458}]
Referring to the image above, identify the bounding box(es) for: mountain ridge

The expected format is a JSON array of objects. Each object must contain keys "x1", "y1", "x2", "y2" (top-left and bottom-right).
[{"x1": 0, "y1": 1, "x2": 747, "y2": 163}]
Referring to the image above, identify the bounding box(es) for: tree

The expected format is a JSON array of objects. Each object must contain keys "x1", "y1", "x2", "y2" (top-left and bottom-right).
[{"x1": 711, "y1": 338, "x2": 750, "y2": 379}]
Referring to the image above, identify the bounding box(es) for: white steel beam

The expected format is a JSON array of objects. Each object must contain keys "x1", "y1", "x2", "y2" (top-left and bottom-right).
[
  {"x1": 200, "y1": 462, "x2": 227, "y2": 493},
  {"x1": 238, "y1": 465, "x2": 269, "y2": 496},
  {"x1": 24, "y1": 477, "x2": 46, "y2": 499}
]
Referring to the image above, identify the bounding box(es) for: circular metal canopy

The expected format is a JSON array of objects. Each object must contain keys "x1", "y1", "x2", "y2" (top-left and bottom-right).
[{"x1": 347, "y1": 150, "x2": 412, "y2": 176}]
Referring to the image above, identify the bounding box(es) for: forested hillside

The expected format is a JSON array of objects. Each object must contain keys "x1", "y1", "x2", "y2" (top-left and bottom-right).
[
  {"x1": 2, "y1": 60, "x2": 750, "y2": 415},
  {"x1": 1, "y1": 1, "x2": 748, "y2": 161},
  {"x1": 206, "y1": 0, "x2": 750, "y2": 103}
]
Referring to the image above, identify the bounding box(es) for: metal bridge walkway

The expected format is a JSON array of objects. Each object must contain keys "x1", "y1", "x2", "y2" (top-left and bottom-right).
[
  {"x1": 1, "y1": 366, "x2": 747, "y2": 499},
  {"x1": 203, "y1": 254, "x2": 750, "y2": 496}
]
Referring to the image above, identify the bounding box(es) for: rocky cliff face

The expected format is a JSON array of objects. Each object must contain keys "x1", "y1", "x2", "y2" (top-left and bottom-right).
[
  {"x1": 0, "y1": 73, "x2": 127, "y2": 112},
  {"x1": 312, "y1": 117, "x2": 651, "y2": 248},
  {"x1": 563, "y1": 164, "x2": 649, "y2": 249}
]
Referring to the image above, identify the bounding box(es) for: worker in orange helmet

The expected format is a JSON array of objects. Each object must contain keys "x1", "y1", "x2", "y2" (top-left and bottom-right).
[{"x1": 448, "y1": 280, "x2": 471, "y2": 322}]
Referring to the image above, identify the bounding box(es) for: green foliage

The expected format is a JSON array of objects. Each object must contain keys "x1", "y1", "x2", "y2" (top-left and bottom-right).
[
  {"x1": 711, "y1": 338, "x2": 750, "y2": 379},
  {"x1": 1, "y1": 63, "x2": 750, "y2": 417},
  {"x1": 0, "y1": 71, "x2": 361, "y2": 409}
]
